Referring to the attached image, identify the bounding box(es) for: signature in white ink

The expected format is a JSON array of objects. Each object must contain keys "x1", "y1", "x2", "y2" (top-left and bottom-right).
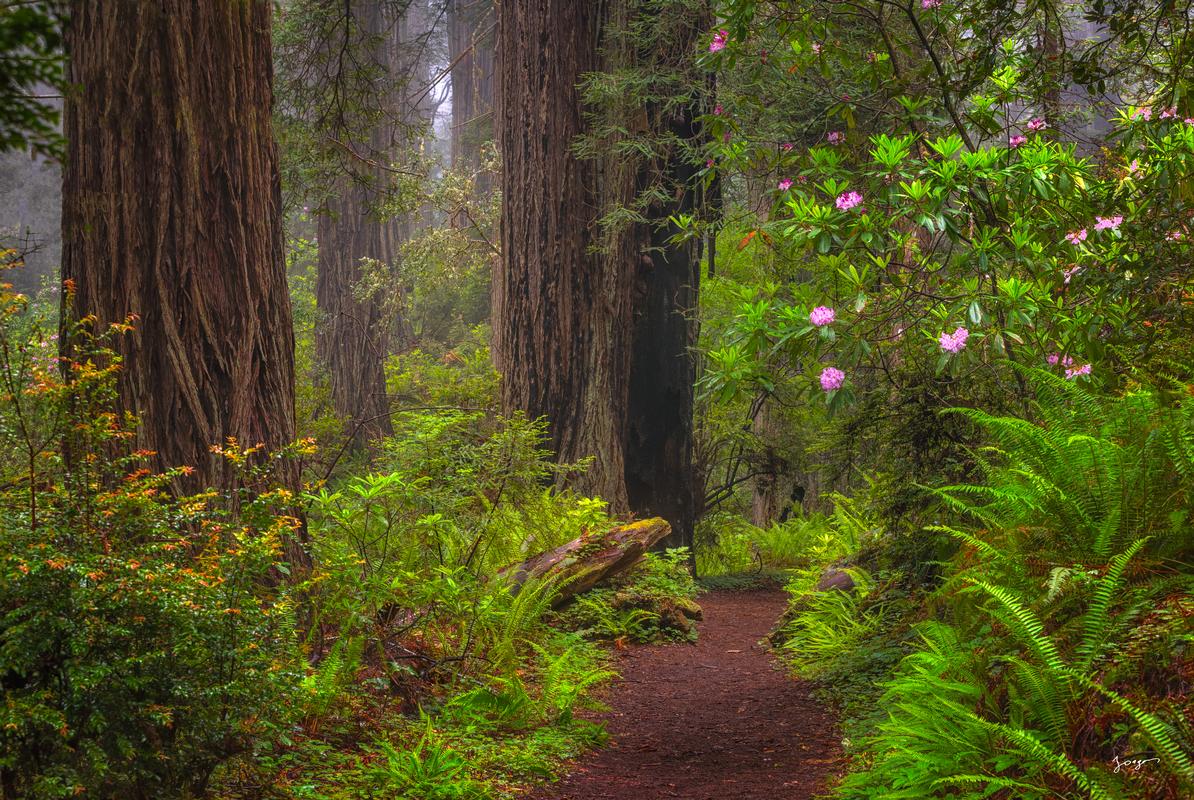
[{"x1": 1112, "y1": 754, "x2": 1159, "y2": 773}]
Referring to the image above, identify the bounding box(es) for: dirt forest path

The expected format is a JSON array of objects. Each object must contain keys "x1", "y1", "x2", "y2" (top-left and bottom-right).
[{"x1": 531, "y1": 589, "x2": 844, "y2": 800}]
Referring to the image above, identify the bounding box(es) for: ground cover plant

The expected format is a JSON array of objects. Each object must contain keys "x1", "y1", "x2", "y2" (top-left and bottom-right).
[{"x1": 2, "y1": 1, "x2": 1193, "y2": 798}]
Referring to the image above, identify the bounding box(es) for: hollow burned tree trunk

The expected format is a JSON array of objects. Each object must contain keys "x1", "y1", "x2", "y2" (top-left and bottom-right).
[{"x1": 61, "y1": 1, "x2": 299, "y2": 509}]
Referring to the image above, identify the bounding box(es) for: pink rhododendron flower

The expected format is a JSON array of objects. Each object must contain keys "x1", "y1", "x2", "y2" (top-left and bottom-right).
[
  {"x1": 1132, "y1": 106, "x2": 1152, "y2": 121},
  {"x1": 1161, "y1": 106, "x2": 1177, "y2": 119},
  {"x1": 1128, "y1": 159, "x2": 1141, "y2": 175},
  {"x1": 827, "y1": 131, "x2": 845, "y2": 145},
  {"x1": 713, "y1": 104, "x2": 724, "y2": 115},
  {"x1": 781, "y1": 142, "x2": 793, "y2": 151},
  {"x1": 836, "y1": 191, "x2": 863, "y2": 211},
  {"x1": 1065, "y1": 229, "x2": 1088, "y2": 245},
  {"x1": 706, "y1": 158, "x2": 714, "y2": 168},
  {"x1": 778, "y1": 178, "x2": 793, "y2": 191},
  {"x1": 939, "y1": 326, "x2": 970, "y2": 354},
  {"x1": 811, "y1": 42, "x2": 822, "y2": 54},
  {"x1": 1186, "y1": 118, "x2": 1194, "y2": 125},
  {"x1": 1063, "y1": 265, "x2": 1082, "y2": 285},
  {"x1": 1065, "y1": 363, "x2": 1092, "y2": 379},
  {"x1": 1027, "y1": 117, "x2": 1047, "y2": 132},
  {"x1": 1094, "y1": 215, "x2": 1123, "y2": 231},
  {"x1": 1046, "y1": 353, "x2": 1060, "y2": 366},
  {"x1": 710, "y1": 30, "x2": 729, "y2": 53},
  {"x1": 820, "y1": 367, "x2": 845, "y2": 391},
  {"x1": 921, "y1": 0, "x2": 941, "y2": 8},
  {"x1": 1009, "y1": 135, "x2": 1027, "y2": 148},
  {"x1": 809, "y1": 306, "x2": 836, "y2": 326},
  {"x1": 1166, "y1": 230, "x2": 1184, "y2": 241}
]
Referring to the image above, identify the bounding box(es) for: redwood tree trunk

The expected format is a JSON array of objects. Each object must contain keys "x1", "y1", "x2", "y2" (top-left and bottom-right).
[
  {"x1": 495, "y1": 0, "x2": 704, "y2": 548},
  {"x1": 449, "y1": 0, "x2": 495, "y2": 194},
  {"x1": 316, "y1": 0, "x2": 400, "y2": 449},
  {"x1": 624, "y1": 106, "x2": 701, "y2": 550},
  {"x1": 495, "y1": 0, "x2": 633, "y2": 511},
  {"x1": 61, "y1": 2, "x2": 299, "y2": 503}
]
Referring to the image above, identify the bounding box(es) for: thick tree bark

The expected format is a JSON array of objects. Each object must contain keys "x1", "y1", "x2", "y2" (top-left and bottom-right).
[
  {"x1": 448, "y1": 0, "x2": 495, "y2": 194},
  {"x1": 316, "y1": 1, "x2": 400, "y2": 449},
  {"x1": 494, "y1": 0, "x2": 633, "y2": 510},
  {"x1": 60, "y1": 2, "x2": 302, "y2": 546},
  {"x1": 624, "y1": 59, "x2": 703, "y2": 550},
  {"x1": 495, "y1": 0, "x2": 704, "y2": 549}
]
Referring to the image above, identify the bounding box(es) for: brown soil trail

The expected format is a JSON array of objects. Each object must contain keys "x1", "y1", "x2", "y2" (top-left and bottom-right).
[{"x1": 531, "y1": 589, "x2": 844, "y2": 800}]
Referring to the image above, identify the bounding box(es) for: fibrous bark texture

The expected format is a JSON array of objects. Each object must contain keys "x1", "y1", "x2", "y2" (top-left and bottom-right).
[
  {"x1": 495, "y1": 0, "x2": 704, "y2": 549},
  {"x1": 448, "y1": 0, "x2": 495, "y2": 193},
  {"x1": 316, "y1": 0, "x2": 401, "y2": 449},
  {"x1": 61, "y1": 1, "x2": 298, "y2": 499},
  {"x1": 494, "y1": 0, "x2": 633, "y2": 511}
]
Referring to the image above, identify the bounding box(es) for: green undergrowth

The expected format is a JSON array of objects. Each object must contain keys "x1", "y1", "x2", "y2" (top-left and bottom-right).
[
  {"x1": 769, "y1": 377, "x2": 1194, "y2": 799},
  {"x1": 553, "y1": 548, "x2": 701, "y2": 643}
]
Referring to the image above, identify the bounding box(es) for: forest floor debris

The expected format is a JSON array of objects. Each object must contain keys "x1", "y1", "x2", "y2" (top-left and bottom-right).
[{"x1": 530, "y1": 589, "x2": 843, "y2": 800}]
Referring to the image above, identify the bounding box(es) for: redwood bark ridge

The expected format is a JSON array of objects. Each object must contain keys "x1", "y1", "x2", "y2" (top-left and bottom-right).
[{"x1": 61, "y1": 0, "x2": 298, "y2": 498}]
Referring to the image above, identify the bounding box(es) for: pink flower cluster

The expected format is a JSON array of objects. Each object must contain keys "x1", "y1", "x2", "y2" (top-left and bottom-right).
[
  {"x1": 1065, "y1": 229, "x2": 1087, "y2": 245},
  {"x1": 1027, "y1": 117, "x2": 1048, "y2": 132},
  {"x1": 1063, "y1": 265, "x2": 1082, "y2": 285},
  {"x1": 781, "y1": 142, "x2": 794, "y2": 152},
  {"x1": 820, "y1": 367, "x2": 845, "y2": 392},
  {"x1": 1009, "y1": 135, "x2": 1027, "y2": 148},
  {"x1": 1047, "y1": 353, "x2": 1074, "y2": 367},
  {"x1": 1065, "y1": 363, "x2": 1092, "y2": 379},
  {"x1": 1094, "y1": 215, "x2": 1123, "y2": 231},
  {"x1": 1132, "y1": 106, "x2": 1152, "y2": 121},
  {"x1": 921, "y1": 0, "x2": 941, "y2": 8},
  {"x1": 939, "y1": 326, "x2": 969, "y2": 353},
  {"x1": 827, "y1": 131, "x2": 845, "y2": 145},
  {"x1": 778, "y1": 178, "x2": 793, "y2": 191},
  {"x1": 710, "y1": 30, "x2": 729, "y2": 53},
  {"x1": 810, "y1": 306, "x2": 836, "y2": 326},
  {"x1": 836, "y1": 190, "x2": 863, "y2": 211}
]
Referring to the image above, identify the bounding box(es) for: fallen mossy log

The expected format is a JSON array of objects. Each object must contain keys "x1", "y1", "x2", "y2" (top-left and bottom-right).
[{"x1": 499, "y1": 517, "x2": 672, "y2": 607}]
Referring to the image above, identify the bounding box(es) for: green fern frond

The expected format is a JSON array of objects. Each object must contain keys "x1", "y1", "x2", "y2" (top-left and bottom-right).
[
  {"x1": 968, "y1": 580, "x2": 1067, "y2": 677},
  {"x1": 1076, "y1": 538, "x2": 1149, "y2": 671}
]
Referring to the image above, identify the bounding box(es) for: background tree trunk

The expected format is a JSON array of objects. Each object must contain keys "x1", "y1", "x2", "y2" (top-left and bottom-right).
[
  {"x1": 61, "y1": 0, "x2": 297, "y2": 503},
  {"x1": 623, "y1": 50, "x2": 702, "y2": 551},
  {"x1": 316, "y1": 0, "x2": 401, "y2": 450},
  {"x1": 448, "y1": 0, "x2": 495, "y2": 195}
]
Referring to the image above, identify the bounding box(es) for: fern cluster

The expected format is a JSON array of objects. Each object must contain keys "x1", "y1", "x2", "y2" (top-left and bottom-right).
[{"x1": 835, "y1": 378, "x2": 1193, "y2": 798}]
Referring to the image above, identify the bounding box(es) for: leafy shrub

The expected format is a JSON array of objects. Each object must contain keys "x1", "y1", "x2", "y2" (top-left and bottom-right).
[
  {"x1": 0, "y1": 282, "x2": 301, "y2": 799},
  {"x1": 557, "y1": 549, "x2": 701, "y2": 643},
  {"x1": 823, "y1": 380, "x2": 1194, "y2": 799}
]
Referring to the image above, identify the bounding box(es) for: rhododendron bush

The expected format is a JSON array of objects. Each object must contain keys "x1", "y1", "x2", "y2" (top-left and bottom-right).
[
  {"x1": 700, "y1": 109, "x2": 1193, "y2": 410},
  {"x1": 696, "y1": 1, "x2": 1192, "y2": 420}
]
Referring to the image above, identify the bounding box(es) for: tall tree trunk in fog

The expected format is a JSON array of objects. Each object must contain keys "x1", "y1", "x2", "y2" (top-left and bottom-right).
[
  {"x1": 448, "y1": 0, "x2": 495, "y2": 194},
  {"x1": 316, "y1": 0, "x2": 400, "y2": 450},
  {"x1": 61, "y1": 2, "x2": 300, "y2": 525},
  {"x1": 495, "y1": 0, "x2": 704, "y2": 548},
  {"x1": 495, "y1": 0, "x2": 632, "y2": 511},
  {"x1": 621, "y1": 5, "x2": 704, "y2": 552}
]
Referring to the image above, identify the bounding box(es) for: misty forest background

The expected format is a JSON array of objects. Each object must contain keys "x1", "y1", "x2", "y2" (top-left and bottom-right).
[{"x1": 0, "y1": 1, "x2": 1192, "y2": 799}]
